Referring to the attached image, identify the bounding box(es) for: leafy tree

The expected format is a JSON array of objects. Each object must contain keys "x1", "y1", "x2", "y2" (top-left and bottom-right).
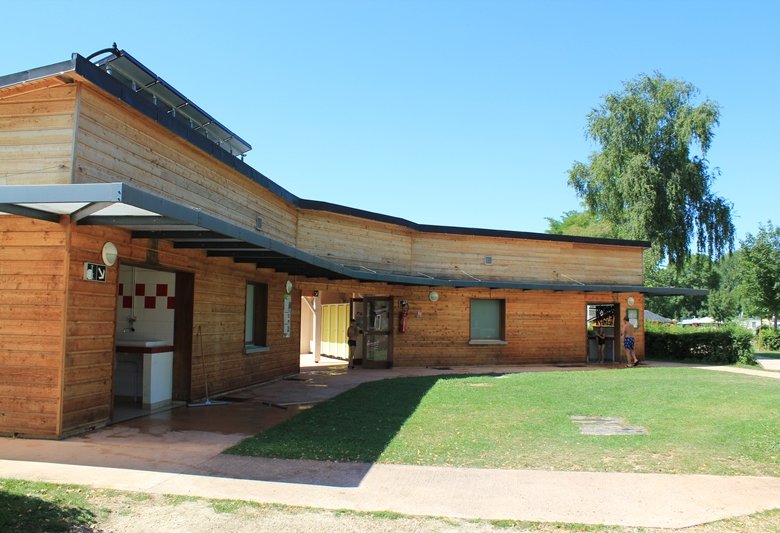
[
  {"x1": 706, "y1": 252, "x2": 744, "y2": 322},
  {"x1": 545, "y1": 209, "x2": 616, "y2": 238},
  {"x1": 644, "y1": 254, "x2": 718, "y2": 319},
  {"x1": 739, "y1": 223, "x2": 780, "y2": 329},
  {"x1": 568, "y1": 72, "x2": 735, "y2": 267}
]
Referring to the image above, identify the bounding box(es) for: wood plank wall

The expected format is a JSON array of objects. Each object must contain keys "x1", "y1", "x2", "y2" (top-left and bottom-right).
[
  {"x1": 73, "y1": 85, "x2": 299, "y2": 246},
  {"x1": 296, "y1": 211, "x2": 414, "y2": 272},
  {"x1": 0, "y1": 216, "x2": 68, "y2": 437},
  {"x1": 298, "y1": 280, "x2": 643, "y2": 367},
  {"x1": 296, "y1": 211, "x2": 644, "y2": 284},
  {"x1": 0, "y1": 79, "x2": 77, "y2": 185},
  {"x1": 67, "y1": 77, "x2": 642, "y2": 287},
  {"x1": 61, "y1": 224, "x2": 300, "y2": 435},
  {"x1": 61, "y1": 224, "x2": 126, "y2": 436}
]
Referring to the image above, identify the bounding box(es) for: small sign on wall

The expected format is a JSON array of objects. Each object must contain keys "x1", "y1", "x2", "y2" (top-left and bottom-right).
[
  {"x1": 627, "y1": 308, "x2": 639, "y2": 328},
  {"x1": 84, "y1": 262, "x2": 107, "y2": 282},
  {"x1": 283, "y1": 293, "x2": 292, "y2": 338}
]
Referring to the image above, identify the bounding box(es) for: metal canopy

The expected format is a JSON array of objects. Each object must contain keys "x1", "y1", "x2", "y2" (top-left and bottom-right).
[{"x1": 0, "y1": 183, "x2": 707, "y2": 296}]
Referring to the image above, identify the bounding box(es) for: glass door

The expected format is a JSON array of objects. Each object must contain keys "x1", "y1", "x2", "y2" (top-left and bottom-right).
[{"x1": 362, "y1": 297, "x2": 393, "y2": 368}]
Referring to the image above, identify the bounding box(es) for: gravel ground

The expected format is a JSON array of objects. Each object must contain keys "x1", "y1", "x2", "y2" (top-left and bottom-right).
[{"x1": 85, "y1": 493, "x2": 780, "y2": 533}]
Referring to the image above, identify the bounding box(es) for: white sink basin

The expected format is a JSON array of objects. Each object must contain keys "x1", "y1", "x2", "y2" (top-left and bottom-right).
[{"x1": 116, "y1": 338, "x2": 168, "y2": 348}]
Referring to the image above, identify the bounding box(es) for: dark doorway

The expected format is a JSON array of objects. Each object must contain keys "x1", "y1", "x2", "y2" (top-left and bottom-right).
[
  {"x1": 172, "y1": 270, "x2": 194, "y2": 401},
  {"x1": 586, "y1": 303, "x2": 619, "y2": 364},
  {"x1": 361, "y1": 297, "x2": 394, "y2": 369}
]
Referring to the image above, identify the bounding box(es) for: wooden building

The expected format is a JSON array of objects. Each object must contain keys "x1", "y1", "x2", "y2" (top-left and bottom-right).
[{"x1": 0, "y1": 46, "x2": 701, "y2": 438}]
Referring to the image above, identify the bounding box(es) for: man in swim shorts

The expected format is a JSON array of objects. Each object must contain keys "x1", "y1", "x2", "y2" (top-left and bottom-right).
[{"x1": 621, "y1": 316, "x2": 638, "y2": 367}]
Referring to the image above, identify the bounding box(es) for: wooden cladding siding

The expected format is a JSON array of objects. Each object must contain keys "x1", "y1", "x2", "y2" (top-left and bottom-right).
[
  {"x1": 296, "y1": 210, "x2": 644, "y2": 285},
  {"x1": 298, "y1": 280, "x2": 644, "y2": 367},
  {"x1": 389, "y1": 288, "x2": 644, "y2": 366},
  {"x1": 411, "y1": 234, "x2": 644, "y2": 285},
  {"x1": 88, "y1": 225, "x2": 300, "y2": 411},
  {"x1": 0, "y1": 81, "x2": 77, "y2": 185},
  {"x1": 0, "y1": 216, "x2": 67, "y2": 437},
  {"x1": 60, "y1": 224, "x2": 126, "y2": 436},
  {"x1": 296, "y1": 211, "x2": 413, "y2": 271},
  {"x1": 72, "y1": 84, "x2": 299, "y2": 245}
]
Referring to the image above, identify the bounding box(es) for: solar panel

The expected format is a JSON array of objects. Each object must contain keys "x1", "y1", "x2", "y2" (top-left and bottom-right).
[{"x1": 92, "y1": 49, "x2": 251, "y2": 158}]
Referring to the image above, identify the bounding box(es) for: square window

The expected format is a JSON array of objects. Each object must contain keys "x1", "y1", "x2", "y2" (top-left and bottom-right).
[{"x1": 470, "y1": 299, "x2": 505, "y2": 341}]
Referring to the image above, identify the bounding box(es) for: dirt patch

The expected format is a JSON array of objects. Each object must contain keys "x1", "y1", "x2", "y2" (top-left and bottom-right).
[
  {"x1": 571, "y1": 415, "x2": 648, "y2": 435},
  {"x1": 83, "y1": 492, "x2": 780, "y2": 533}
]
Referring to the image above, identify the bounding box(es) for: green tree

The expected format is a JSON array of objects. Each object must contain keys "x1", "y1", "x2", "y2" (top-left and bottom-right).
[
  {"x1": 645, "y1": 254, "x2": 718, "y2": 319},
  {"x1": 568, "y1": 72, "x2": 734, "y2": 267},
  {"x1": 706, "y1": 252, "x2": 744, "y2": 322},
  {"x1": 739, "y1": 223, "x2": 780, "y2": 329},
  {"x1": 545, "y1": 209, "x2": 616, "y2": 238}
]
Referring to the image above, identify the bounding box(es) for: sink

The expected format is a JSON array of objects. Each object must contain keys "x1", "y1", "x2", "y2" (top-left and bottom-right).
[{"x1": 116, "y1": 338, "x2": 169, "y2": 348}]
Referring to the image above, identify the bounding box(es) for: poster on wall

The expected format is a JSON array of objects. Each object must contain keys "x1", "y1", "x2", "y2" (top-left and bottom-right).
[
  {"x1": 283, "y1": 293, "x2": 292, "y2": 338},
  {"x1": 627, "y1": 308, "x2": 639, "y2": 328}
]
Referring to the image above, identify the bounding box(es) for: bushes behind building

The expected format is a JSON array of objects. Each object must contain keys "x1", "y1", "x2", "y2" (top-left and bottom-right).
[
  {"x1": 758, "y1": 327, "x2": 780, "y2": 351},
  {"x1": 645, "y1": 323, "x2": 754, "y2": 365}
]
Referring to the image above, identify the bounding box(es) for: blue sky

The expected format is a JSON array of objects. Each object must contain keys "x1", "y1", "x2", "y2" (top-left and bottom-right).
[{"x1": 2, "y1": 0, "x2": 777, "y2": 245}]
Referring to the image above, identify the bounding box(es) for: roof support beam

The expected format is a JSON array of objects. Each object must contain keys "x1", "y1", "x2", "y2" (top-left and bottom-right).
[
  {"x1": 0, "y1": 203, "x2": 61, "y2": 223},
  {"x1": 70, "y1": 201, "x2": 115, "y2": 223}
]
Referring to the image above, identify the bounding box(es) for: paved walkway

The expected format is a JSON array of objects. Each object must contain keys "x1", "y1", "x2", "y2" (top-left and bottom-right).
[{"x1": 2, "y1": 358, "x2": 780, "y2": 529}]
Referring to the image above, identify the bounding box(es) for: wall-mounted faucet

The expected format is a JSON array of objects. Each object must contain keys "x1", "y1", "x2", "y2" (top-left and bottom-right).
[{"x1": 123, "y1": 316, "x2": 136, "y2": 333}]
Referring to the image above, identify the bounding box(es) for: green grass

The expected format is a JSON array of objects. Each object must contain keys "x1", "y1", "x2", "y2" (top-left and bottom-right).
[
  {"x1": 227, "y1": 368, "x2": 780, "y2": 476},
  {"x1": 0, "y1": 479, "x2": 103, "y2": 531}
]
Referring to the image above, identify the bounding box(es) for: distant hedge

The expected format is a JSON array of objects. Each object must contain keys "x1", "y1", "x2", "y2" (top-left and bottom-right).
[
  {"x1": 645, "y1": 324, "x2": 754, "y2": 365},
  {"x1": 758, "y1": 327, "x2": 780, "y2": 351}
]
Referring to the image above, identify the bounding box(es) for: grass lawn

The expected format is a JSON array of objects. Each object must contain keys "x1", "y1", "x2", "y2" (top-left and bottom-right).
[{"x1": 227, "y1": 368, "x2": 780, "y2": 476}]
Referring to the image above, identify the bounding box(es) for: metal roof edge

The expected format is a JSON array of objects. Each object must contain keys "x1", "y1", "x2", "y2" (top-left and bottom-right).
[
  {"x1": 640, "y1": 286, "x2": 709, "y2": 297},
  {"x1": 0, "y1": 57, "x2": 76, "y2": 90}
]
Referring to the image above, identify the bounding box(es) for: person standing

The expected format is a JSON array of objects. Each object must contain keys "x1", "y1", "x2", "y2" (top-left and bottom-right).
[
  {"x1": 346, "y1": 318, "x2": 360, "y2": 369},
  {"x1": 595, "y1": 325, "x2": 606, "y2": 363},
  {"x1": 621, "y1": 316, "x2": 638, "y2": 367}
]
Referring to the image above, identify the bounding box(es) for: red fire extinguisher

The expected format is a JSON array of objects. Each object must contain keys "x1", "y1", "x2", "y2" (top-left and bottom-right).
[{"x1": 399, "y1": 300, "x2": 409, "y2": 333}]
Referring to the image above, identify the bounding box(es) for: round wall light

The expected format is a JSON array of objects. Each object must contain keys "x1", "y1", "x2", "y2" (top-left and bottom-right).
[
  {"x1": 101, "y1": 242, "x2": 118, "y2": 266},
  {"x1": 627, "y1": 296, "x2": 635, "y2": 306},
  {"x1": 428, "y1": 291, "x2": 439, "y2": 302}
]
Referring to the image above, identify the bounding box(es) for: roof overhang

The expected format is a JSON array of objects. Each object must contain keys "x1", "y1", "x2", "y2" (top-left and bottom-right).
[{"x1": 0, "y1": 183, "x2": 706, "y2": 296}]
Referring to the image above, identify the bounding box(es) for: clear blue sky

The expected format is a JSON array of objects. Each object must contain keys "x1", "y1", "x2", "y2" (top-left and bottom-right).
[{"x1": 2, "y1": 0, "x2": 777, "y2": 244}]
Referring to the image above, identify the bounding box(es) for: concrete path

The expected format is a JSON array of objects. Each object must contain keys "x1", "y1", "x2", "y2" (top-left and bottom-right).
[{"x1": 2, "y1": 358, "x2": 780, "y2": 529}]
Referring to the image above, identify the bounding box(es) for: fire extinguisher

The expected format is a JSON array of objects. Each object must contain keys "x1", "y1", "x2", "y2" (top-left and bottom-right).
[{"x1": 399, "y1": 300, "x2": 409, "y2": 333}]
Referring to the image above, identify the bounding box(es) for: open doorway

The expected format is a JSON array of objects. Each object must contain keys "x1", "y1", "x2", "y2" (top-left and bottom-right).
[
  {"x1": 112, "y1": 265, "x2": 192, "y2": 422},
  {"x1": 299, "y1": 291, "x2": 394, "y2": 369},
  {"x1": 586, "y1": 303, "x2": 619, "y2": 364}
]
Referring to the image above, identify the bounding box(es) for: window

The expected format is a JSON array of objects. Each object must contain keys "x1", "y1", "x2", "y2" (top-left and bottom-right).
[
  {"x1": 245, "y1": 283, "x2": 268, "y2": 352},
  {"x1": 469, "y1": 299, "x2": 506, "y2": 344}
]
